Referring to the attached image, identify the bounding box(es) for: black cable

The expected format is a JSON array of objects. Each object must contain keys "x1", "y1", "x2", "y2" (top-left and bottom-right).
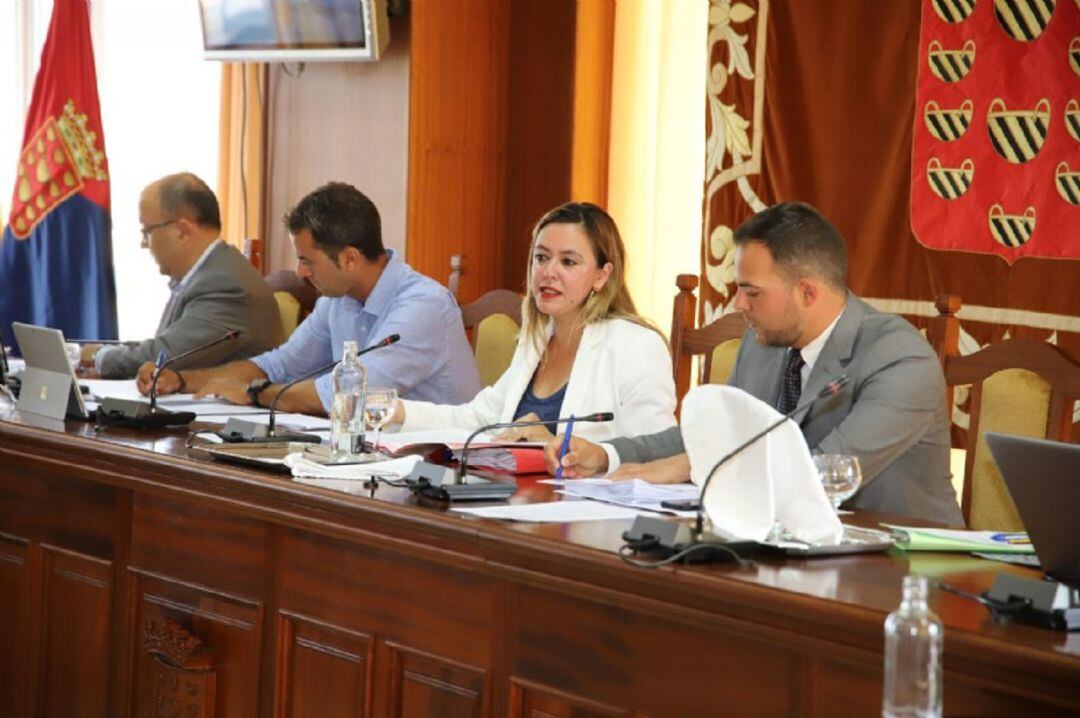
[
  {"x1": 928, "y1": 578, "x2": 1032, "y2": 621},
  {"x1": 618, "y1": 541, "x2": 755, "y2": 570}
]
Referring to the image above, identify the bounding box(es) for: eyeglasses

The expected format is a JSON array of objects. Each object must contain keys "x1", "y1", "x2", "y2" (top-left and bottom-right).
[{"x1": 140, "y1": 219, "x2": 177, "y2": 242}]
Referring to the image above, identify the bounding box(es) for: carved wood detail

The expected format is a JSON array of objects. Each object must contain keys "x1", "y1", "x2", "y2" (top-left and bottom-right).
[{"x1": 143, "y1": 617, "x2": 216, "y2": 718}]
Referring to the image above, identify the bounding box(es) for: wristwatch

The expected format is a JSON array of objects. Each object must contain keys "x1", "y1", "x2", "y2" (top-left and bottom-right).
[{"x1": 246, "y1": 378, "x2": 273, "y2": 407}]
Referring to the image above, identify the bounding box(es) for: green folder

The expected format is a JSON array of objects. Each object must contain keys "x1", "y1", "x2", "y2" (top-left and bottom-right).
[{"x1": 883, "y1": 525, "x2": 1035, "y2": 554}]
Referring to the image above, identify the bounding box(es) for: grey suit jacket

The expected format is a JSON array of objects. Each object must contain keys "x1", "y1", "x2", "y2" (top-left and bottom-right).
[
  {"x1": 97, "y1": 242, "x2": 283, "y2": 378},
  {"x1": 608, "y1": 295, "x2": 963, "y2": 525}
]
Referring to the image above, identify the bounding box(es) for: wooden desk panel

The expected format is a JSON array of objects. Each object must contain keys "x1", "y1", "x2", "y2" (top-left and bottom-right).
[{"x1": 1, "y1": 409, "x2": 1078, "y2": 717}]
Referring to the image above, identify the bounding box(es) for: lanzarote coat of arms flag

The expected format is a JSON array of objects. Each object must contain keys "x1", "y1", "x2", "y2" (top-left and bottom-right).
[
  {"x1": 0, "y1": 0, "x2": 117, "y2": 349},
  {"x1": 911, "y1": 0, "x2": 1080, "y2": 263}
]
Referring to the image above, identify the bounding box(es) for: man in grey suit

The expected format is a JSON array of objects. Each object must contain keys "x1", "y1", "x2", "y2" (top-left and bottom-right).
[
  {"x1": 79, "y1": 173, "x2": 282, "y2": 378},
  {"x1": 548, "y1": 202, "x2": 963, "y2": 525}
]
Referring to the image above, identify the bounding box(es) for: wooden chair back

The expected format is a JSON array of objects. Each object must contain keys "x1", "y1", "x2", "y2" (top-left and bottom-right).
[
  {"x1": 932, "y1": 296, "x2": 1080, "y2": 529},
  {"x1": 266, "y1": 271, "x2": 319, "y2": 338},
  {"x1": 670, "y1": 274, "x2": 748, "y2": 411},
  {"x1": 460, "y1": 289, "x2": 523, "y2": 387}
]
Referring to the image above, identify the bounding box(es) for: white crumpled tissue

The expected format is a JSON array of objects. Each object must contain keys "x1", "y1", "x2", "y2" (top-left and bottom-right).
[{"x1": 680, "y1": 384, "x2": 842, "y2": 545}]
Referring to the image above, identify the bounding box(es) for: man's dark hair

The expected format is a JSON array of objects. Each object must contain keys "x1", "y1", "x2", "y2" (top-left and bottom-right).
[
  {"x1": 285, "y1": 182, "x2": 384, "y2": 262},
  {"x1": 733, "y1": 202, "x2": 848, "y2": 291},
  {"x1": 157, "y1": 173, "x2": 221, "y2": 230}
]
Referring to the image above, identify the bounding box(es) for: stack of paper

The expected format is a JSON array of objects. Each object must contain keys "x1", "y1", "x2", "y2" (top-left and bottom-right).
[
  {"x1": 451, "y1": 446, "x2": 547, "y2": 474},
  {"x1": 285, "y1": 452, "x2": 421, "y2": 480},
  {"x1": 885, "y1": 525, "x2": 1035, "y2": 553},
  {"x1": 551, "y1": 478, "x2": 699, "y2": 517}
]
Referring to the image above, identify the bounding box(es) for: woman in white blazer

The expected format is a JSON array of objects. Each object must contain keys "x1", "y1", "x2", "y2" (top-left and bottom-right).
[{"x1": 391, "y1": 202, "x2": 676, "y2": 443}]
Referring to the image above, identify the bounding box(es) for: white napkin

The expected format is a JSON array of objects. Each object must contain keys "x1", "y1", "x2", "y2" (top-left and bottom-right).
[
  {"x1": 284, "y1": 453, "x2": 422, "y2": 493},
  {"x1": 680, "y1": 385, "x2": 842, "y2": 544}
]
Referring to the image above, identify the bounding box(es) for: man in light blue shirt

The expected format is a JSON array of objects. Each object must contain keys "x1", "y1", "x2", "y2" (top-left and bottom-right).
[{"x1": 138, "y1": 182, "x2": 480, "y2": 414}]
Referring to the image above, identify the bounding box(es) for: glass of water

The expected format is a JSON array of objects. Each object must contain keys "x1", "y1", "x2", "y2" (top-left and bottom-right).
[
  {"x1": 363, "y1": 387, "x2": 397, "y2": 457},
  {"x1": 813, "y1": 454, "x2": 862, "y2": 510}
]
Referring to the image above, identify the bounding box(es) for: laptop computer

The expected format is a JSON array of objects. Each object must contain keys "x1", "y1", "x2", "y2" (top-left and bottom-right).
[
  {"x1": 10, "y1": 322, "x2": 90, "y2": 421},
  {"x1": 985, "y1": 432, "x2": 1080, "y2": 588}
]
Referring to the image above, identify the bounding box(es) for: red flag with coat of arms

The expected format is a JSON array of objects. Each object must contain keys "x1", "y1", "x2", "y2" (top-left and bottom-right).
[{"x1": 911, "y1": 0, "x2": 1080, "y2": 263}]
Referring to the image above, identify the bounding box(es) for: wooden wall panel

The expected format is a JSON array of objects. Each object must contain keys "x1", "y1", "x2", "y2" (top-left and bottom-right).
[
  {"x1": 132, "y1": 572, "x2": 263, "y2": 718},
  {"x1": 406, "y1": 0, "x2": 512, "y2": 303},
  {"x1": 37, "y1": 546, "x2": 113, "y2": 718},
  {"x1": 276, "y1": 529, "x2": 496, "y2": 665},
  {"x1": 0, "y1": 535, "x2": 30, "y2": 718},
  {"x1": 387, "y1": 642, "x2": 488, "y2": 718},
  {"x1": 275, "y1": 611, "x2": 372, "y2": 718},
  {"x1": 510, "y1": 585, "x2": 797, "y2": 717},
  {"x1": 407, "y1": 1, "x2": 578, "y2": 302},
  {"x1": 509, "y1": 678, "x2": 632, "y2": 718},
  {"x1": 130, "y1": 493, "x2": 269, "y2": 600},
  {"x1": 502, "y1": 0, "x2": 578, "y2": 292},
  {"x1": 0, "y1": 461, "x2": 116, "y2": 561},
  {"x1": 263, "y1": 14, "x2": 412, "y2": 274}
]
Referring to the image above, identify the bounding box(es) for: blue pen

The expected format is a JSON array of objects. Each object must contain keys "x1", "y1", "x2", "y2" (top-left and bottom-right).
[
  {"x1": 990, "y1": 532, "x2": 1031, "y2": 545},
  {"x1": 154, "y1": 349, "x2": 167, "y2": 373},
  {"x1": 554, "y1": 414, "x2": 575, "y2": 482}
]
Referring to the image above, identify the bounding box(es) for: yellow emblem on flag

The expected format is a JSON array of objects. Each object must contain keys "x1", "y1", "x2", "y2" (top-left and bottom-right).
[
  {"x1": 987, "y1": 98, "x2": 1050, "y2": 163},
  {"x1": 9, "y1": 99, "x2": 108, "y2": 240},
  {"x1": 924, "y1": 99, "x2": 974, "y2": 141},
  {"x1": 994, "y1": 0, "x2": 1055, "y2": 42},
  {"x1": 927, "y1": 158, "x2": 975, "y2": 199},
  {"x1": 1066, "y1": 99, "x2": 1080, "y2": 142},
  {"x1": 1071, "y1": 37, "x2": 1080, "y2": 77},
  {"x1": 928, "y1": 40, "x2": 976, "y2": 82},
  {"x1": 1056, "y1": 162, "x2": 1080, "y2": 205},
  {"x1": 988, "y1": 204, "x2": 1036, "y2": 247},
  {"x1": 933, "y1": 0, "x2": 977, "y2": 23}
]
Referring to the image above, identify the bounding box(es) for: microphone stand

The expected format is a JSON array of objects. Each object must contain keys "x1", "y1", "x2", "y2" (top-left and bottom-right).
[
  {"x1": 149, "y1": 329, "x2": 242, "y2": 412},
  {"x1": 622, "y1": 376, "x2": 850, "y2": 562},
  {"x1": 217, "y1": 334, "x2": 401, "y2": 443},
  {"x1": 97, "y1": 330, "x2": 241, "y2": 429},
  {"x1": 407, "y1": 412, "x2": 615, "y2": 502}
]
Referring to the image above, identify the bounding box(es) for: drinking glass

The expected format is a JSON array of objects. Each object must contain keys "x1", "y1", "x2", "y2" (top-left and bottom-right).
[
  {"x1": 363, "y1": 387, "x2": 397, "y2": 457},
  {"x1": 813, "y1": 454, "x2": 862, "y2": 510}
]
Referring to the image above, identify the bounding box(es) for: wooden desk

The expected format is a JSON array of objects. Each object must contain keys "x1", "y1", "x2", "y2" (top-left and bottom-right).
[{"x1": 1, "y1": 407, "x2": 1077, "y2": 717}]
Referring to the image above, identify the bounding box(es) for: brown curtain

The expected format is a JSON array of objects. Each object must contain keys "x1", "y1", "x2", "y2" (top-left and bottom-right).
[
  {"x1": 218, "y1": 63, "x2": 267, "y2": 261},
  {"x1": 702, "y1": 0, "x2": 1080, "y2": 358}
]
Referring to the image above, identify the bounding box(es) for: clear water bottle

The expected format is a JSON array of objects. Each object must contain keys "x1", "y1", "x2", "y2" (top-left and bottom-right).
[
  {"x1": 330, "y1": 340, "x2": 366, "y2": 460},
  {"x1": 883, "y1": 574, "x2": 943, "y2": 718}
]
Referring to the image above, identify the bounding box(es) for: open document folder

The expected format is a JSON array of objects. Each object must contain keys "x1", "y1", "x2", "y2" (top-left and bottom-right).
[{"x1": 885, "y1": 525, "x2": 1035, "y2": 553}]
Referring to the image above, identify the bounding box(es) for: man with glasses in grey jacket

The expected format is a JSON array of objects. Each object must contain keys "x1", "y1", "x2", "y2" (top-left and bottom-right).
[{"x1": 79, "y1": 172, "x2": 281, "y2": 378}]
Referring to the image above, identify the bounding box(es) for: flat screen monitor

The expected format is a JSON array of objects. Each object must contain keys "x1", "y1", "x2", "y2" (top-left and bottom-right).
[{"x1": 198, "y1": 0, "x2": 389, "y2": 63}]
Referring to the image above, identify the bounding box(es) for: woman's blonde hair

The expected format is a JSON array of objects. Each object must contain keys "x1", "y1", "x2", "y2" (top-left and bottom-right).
[{"x1": 521, "y1": 201, "x2": 663, "y2": 351}]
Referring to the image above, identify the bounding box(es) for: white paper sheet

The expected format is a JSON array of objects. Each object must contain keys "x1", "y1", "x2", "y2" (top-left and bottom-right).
[
  {"x1": 546, "y1": 478, "x2": 699, "y2": 517},
  {"x1": 452, "y1": 500, "x2": 649, "y2": 523}
]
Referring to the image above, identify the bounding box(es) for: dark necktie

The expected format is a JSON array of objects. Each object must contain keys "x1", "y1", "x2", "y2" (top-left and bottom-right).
[{"x1": 776, "y1": 349, "x2": 805, "y2": 415}]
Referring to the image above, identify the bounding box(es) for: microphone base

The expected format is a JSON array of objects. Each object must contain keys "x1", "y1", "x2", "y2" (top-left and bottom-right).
[
  {"x1": 985, "y1": 574, "x2": 1080, "y2": 631},
  {"x1": 95, "y1": 398, "x2": 195, "y2": 429},
  {"x1": 216, "y1": 418, "x2": 321, "y2": 444},
  {"x1": 405, "y1": 461, "x2": 516, "y2": 502},
  {"x1": 622, "y1": 516, "x2": 756, "y2": 564}
]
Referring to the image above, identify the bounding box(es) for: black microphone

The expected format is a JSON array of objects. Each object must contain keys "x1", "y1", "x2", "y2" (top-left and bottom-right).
[
  {"x1": 623, "y1": 375, "x2": 850, "y2": 559},
  {"x1": 218, "y1": 334, "x2": 401, "y2": 443},
  {"x1": 150, "y1": 329, "x2": 241, "y2": 411},
  {"x1": 97, "y1": 329, "x2": 241, "y2": 429},
  {"x1": 406, "y1": 412, "x2": 615, "y2": 502}
]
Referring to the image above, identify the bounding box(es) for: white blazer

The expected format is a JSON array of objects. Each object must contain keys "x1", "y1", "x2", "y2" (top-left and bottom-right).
[{"x1": 400, "y1": 317, "x2": 677, "y2": 441}]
